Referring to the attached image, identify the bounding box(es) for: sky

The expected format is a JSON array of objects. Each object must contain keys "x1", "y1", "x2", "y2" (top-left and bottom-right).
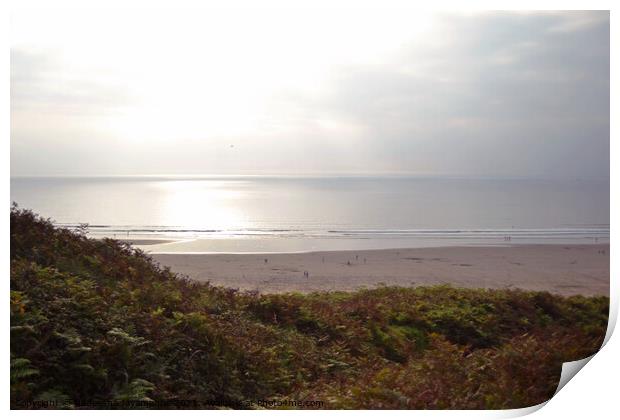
[{"x1": 10, "y1": 7, "x2": 610, "y2": 178}]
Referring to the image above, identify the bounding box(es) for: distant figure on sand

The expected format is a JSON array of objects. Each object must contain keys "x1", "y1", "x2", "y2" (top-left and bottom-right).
[
  {"x1": 347, "y1": 261, "x2": 351, "y2": 266},
  {"x1": 264, "y1": 258, "x2": 268, "y2": 264}
]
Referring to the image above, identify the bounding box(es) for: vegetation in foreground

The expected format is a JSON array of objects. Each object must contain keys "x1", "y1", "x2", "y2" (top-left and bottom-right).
[{"x1": 10, "y1": 205, "x2": 608, "y2": 409}]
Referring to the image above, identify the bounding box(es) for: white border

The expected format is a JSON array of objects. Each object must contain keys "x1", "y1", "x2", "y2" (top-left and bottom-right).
[{"x1": 4, "y1": 1, "x2": 616, "y2": 418}]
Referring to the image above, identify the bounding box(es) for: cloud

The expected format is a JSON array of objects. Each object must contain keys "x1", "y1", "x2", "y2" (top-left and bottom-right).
[
  {"x1": 265, "y1": 11, "x2": 609, "y2": 177},
  {"x1": 10, "y1": 10, "x2": 609, "y2": 178},
  {"x1": 11, "y1": 48, "x2": 131, "y2": 115}
]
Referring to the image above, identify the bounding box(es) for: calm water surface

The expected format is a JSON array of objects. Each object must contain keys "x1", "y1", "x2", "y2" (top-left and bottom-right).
[{"x1": 10, "y1": 176, "x2": 609, "y2": 252}]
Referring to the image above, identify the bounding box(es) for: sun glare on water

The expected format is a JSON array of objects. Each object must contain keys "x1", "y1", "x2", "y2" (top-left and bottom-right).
[{"x1": 154, "y1": 179, "x2": 248, "y2": 232}]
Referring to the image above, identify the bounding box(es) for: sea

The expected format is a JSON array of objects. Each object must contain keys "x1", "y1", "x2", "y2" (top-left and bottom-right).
[{"x1": 10, "y1": 176, "x2": 610, "y2": 253}]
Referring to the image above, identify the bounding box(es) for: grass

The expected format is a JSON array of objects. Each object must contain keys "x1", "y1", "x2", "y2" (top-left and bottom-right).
[{"x1": 10, "y1": 205, "x2": 608, "y2": 409}]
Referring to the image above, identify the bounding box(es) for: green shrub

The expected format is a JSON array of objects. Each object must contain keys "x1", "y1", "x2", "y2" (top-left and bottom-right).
[{"x1": 10, "y1": 205, "x2": 608, "y2": 409}]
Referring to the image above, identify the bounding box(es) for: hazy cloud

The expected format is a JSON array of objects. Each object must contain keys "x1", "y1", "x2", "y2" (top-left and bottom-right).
[{"x1": 10, "y1": 9, "x2": 609, "y2": 178}]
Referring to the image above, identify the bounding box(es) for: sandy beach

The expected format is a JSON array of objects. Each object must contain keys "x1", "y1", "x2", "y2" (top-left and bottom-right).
[{"x1": 151, "y1": 244, "x2": 609, "y2": 296}]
